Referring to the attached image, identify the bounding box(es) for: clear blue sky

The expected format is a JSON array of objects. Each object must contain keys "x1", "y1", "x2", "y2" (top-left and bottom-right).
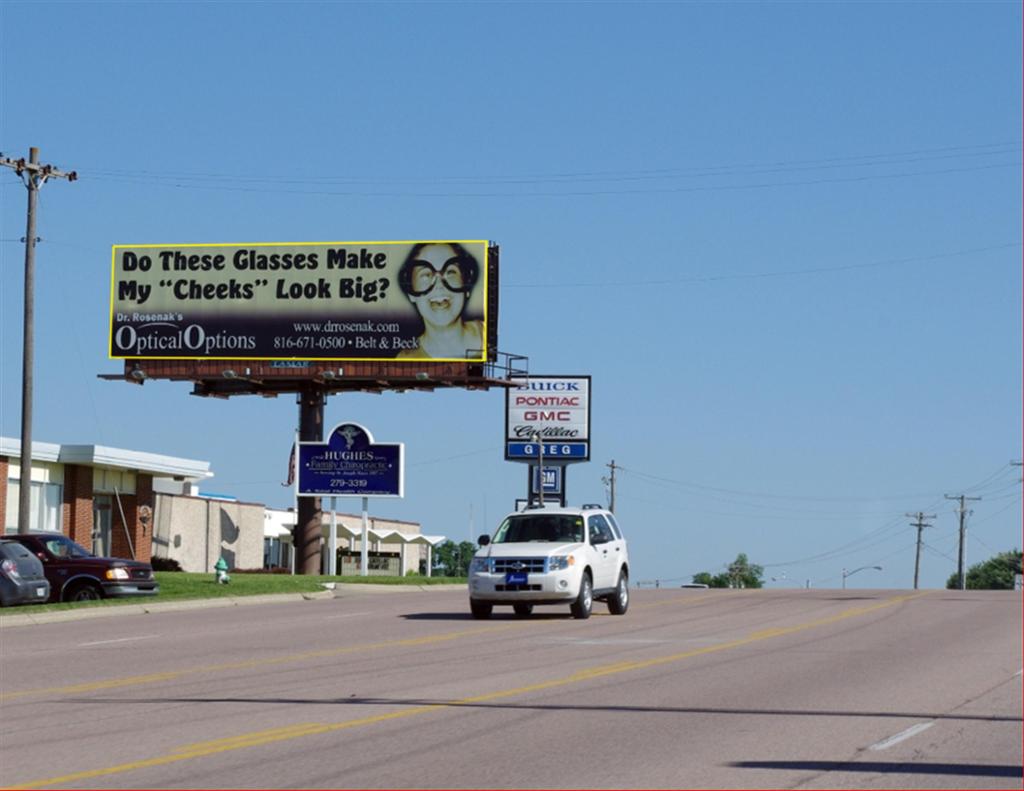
[{"x1": 2, "y1": 1, "x2": 1020, "y2": 589}]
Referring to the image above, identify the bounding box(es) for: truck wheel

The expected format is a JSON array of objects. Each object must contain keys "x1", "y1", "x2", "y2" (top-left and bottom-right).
[
  {"x1": 607, "y1": 570, "x2": 629, "y2": 615},
  {"x1": 513, "y1": 603, "x2": 533, "y2": 617},
  {"x1": 470, "y1": 600, "x2": 492, "y2": 619},
  {"x1": 570, "y1": 572, "x2": 592, "y2": 619},
  {"x1": 67, "y1": 583, "x2": 102, "y2": 602}
]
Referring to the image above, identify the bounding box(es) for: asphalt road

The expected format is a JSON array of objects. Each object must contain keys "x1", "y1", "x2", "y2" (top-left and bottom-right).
[{"x1": 1, "y1": 587, "x2": 1021, "y2": 789}]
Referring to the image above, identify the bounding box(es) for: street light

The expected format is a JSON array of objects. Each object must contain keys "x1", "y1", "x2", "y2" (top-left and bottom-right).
[{"x1": 842, "y1": 565, "x2": 882, "y2": 589}]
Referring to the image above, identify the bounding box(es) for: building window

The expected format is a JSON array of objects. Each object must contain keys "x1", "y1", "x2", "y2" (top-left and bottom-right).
[
  {"x1": 4, "y1": 480, "x2": 63, "y2": 533},
  {"x1": 264, "y1": 537, "x2": 285, "y2": 569}
]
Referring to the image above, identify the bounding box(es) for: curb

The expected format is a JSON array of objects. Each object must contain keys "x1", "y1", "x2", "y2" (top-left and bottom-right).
[
  {"x1": 333, "y1": 583, "x2": 466, "y2": 594},
  {"x1": 0, "y1": 585, "x2": 465, "y2": 628},
  {"x1": 0, "y1": 590, "x2": 335, "y2": 629}
]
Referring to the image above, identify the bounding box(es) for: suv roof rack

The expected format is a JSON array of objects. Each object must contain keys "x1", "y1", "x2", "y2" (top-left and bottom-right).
[{"x1": 581, "y1": 503, "x2": 604, "y2": 510}]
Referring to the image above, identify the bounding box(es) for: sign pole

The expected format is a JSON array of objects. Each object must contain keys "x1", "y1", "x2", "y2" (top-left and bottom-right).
[
  {"x1": 537, "y1": 434, "x2": 545, "y2": 506},
  {"x1": 329, "y1": 497, "x2": 337, "y2": 576},
  {"x1": 291, "y1": 429, "x2": 299, "y2": 575},
  {"x1": 360, "y1": 496, "x2": 369, "y2": 576}
]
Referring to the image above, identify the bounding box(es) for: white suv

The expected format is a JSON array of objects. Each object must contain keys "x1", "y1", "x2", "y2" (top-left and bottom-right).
[{"x1": 468, "y1": 504, "x2": 629, "y2": 619}]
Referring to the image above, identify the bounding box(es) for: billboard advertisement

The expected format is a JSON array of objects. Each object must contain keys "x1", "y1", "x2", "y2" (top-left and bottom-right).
[
  {"x1": 505, "y1": 375, "x2": 591, "y2": 462},
  {"x1": 109, "y1": 240, "x2": 490, "y2": 362}
]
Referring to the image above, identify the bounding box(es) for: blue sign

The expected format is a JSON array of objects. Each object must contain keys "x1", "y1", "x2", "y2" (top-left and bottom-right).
[
  {"x1": 298, "y1": 423, "x2": 403, "y2": 497},
  {"x1": 531, "y1": 466, "x2": 563, "y2": 495},
  {"x1": 507, "y1": 442, "x2": 588, "y2": 460}
]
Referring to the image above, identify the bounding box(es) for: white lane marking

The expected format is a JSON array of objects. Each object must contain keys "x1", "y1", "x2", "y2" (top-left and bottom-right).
[
  {"x1": 868, "y1": 722, "x2": 934, "y2": 751},
  {"x1": 325, "y1": 612, "x2": 370, "y2": 620},
  {"x1": 79, "y1": 635, "x2": 159, "y2": 647}
]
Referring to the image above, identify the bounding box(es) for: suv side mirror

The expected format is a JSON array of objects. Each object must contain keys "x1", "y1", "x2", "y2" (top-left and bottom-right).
[{"x1": 478, "y1": 535, "x2": 490, "y2": 547}]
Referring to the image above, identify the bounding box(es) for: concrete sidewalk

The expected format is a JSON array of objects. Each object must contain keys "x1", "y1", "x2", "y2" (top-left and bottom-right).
[{"x1": 0, "y1": 583, "x2": 465, "y2": 628}]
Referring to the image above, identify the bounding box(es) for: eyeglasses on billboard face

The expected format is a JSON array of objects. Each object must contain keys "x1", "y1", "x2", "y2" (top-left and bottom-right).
[{"x1": 408, "y1": 258, "x2": 472, "y2": 296}]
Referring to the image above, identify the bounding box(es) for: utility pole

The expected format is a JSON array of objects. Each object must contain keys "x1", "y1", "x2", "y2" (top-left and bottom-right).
[
  {"x1": 906, "y1": 511, "x2": 935, "y2": 589},
  {"x1": 945, "y1": 494, "x2": 982, "y2": 590},
  {"x1": 603, "y1": 459, "x2": 618, "y2": 513},
  {"x1": 0, "y1": 149, "x2": 76, "y2": 534}
]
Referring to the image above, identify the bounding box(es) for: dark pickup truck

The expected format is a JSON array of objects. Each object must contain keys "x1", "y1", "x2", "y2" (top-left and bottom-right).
[{"x1": 4, "y1": 533, "x2": 159, "y2": 603}]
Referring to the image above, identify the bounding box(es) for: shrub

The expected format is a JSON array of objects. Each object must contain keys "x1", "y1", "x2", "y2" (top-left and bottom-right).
[{"x1": 150, "y1": 556, "x2": 183, "y2": 572}]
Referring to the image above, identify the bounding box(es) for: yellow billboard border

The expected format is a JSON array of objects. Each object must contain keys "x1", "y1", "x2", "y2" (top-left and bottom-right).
[{"x1": 108, "y1": 240, "x2": 491, "y2": 363}]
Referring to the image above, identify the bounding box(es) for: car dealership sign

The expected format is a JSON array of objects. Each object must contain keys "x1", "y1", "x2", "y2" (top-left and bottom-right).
[{"x1": 505, "y1": 375, "x2": 590, "y2": 462}]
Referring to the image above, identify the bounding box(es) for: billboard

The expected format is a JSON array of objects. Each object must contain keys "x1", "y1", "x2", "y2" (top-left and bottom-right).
[
  {"x1": 109, "y1": 240, "x2": 491, "y2": 362},
  {"x1": 505, "y1": 375, "x2": 591, "y2": 462}
]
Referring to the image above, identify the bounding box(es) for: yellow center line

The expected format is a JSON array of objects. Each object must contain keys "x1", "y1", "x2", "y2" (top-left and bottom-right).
[
  {"x1": 0, "y1": 623, "x2": 522, "y2": 701},
  {"x1": 5, "y1": 590, "x2": 931, "y2": 790},
  {"x1": 1, "y1": 591, "x2": 720, "y2": 703}
]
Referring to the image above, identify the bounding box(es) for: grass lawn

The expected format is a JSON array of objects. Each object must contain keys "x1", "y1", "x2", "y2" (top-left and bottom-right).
[{"x1": 2, "y1": 572, "x2": 467, "y2": 614}]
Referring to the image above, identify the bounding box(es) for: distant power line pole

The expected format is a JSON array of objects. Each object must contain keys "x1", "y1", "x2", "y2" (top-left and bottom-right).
[
  {"x1": 603, "y1": 460, "x2": 618, "y2": 512},
  {"x1": 0, "y1": 148, "x2": 77, "y2": 534},
  {"x1": 944, "y1": 494, "x2": 982, "y2": 590},
  {"x1": 906, "y1": 512, "x2": 935, "y2": 590}
]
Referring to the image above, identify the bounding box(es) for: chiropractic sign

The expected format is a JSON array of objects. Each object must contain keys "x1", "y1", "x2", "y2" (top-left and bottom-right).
[
  {"x1": 298, "y1": 423, "x2": 404, "y2": 498},
  {"x1": 504, "y1": 375, "x2": 591, "y2": 462},
  {"x1": 108, "y1": 240, "x2": 490, "y2": 362}
]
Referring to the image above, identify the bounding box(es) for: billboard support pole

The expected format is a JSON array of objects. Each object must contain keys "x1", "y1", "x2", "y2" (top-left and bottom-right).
[{"x1": 296, "y1": 385, "x2": 324, "y2": 574}]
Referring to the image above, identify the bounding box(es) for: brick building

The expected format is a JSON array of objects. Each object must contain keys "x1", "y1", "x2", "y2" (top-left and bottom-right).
[{"x1": 1, "y1": 437, "x2": 211, "y2": 563}]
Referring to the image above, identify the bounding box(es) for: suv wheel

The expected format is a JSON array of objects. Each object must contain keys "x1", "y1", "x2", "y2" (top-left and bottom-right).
[
  {"x1": 67, "y1": 582, "x2": 102, "y2": 602},
  {"x1": 513, "y1": 603, "x2": 533, "y2": 618},
  {"x1": 608, "y1": 570, "x2": 629, "y2": 615},
  {"x1": 470, "y1": 599, "x2": 493, "y2": 620},
  {"x1": 570, "y1": 572, "x2": 592, "y2": 619}
]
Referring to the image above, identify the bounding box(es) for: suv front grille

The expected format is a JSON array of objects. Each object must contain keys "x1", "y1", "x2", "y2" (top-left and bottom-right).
[
  {"x1": 493, "y1": 557, "x2": 546, "y2": 574},
  {"x1": 496, "y1": 584, "x2": 542, "y2": 592}
]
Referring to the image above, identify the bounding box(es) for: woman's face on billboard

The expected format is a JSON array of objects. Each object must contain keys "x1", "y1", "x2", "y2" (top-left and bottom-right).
[{"x1": 407, "y1": 244, "x2": 468, "y2": 329}]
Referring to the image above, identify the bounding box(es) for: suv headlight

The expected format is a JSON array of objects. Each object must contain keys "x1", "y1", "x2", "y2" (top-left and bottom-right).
[
  {"x1": 548, "y1": 556, "x2": 575, "y2": 571},
  {"x1": 469, "y1": 558, "x2": 491, "y2": 574},
  {"x1": 105, "y1": 567, "x2": 130, "y2": 581}
]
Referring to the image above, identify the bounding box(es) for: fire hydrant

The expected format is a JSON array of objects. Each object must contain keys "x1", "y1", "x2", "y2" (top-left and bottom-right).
[{"x1": 214, "y1": 557, "x2": 231, "y2": 584}]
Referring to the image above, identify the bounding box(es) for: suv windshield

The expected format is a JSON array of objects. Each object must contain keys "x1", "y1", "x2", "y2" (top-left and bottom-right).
[{"x1": 492, "y1": 514, "x2": 585, "y2": 544}]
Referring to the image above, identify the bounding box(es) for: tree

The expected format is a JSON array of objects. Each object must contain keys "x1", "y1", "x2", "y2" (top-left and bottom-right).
[
  {"x1": 946, "y1": 549, "x2": 1022, "y2": 590},
  {"x1": 692, "y1": 553, "x2": 764, "y2": 589},
  {"x1": 432, "y1": 540, "x2": 477, "y2": 577}
]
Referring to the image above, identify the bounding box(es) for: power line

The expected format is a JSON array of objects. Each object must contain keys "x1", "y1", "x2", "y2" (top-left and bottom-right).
[
  {"x1": 619, "y1": 464, "x2": 945, "y2": 503},
  {"x1": 73, "y1": 159, "x2": 1020, "y2": 199},
  {"x1": 505, "y1": 243, "x2": 1019, "y2": 289},
  {"x1": 77, "y1": 139, "x2": 1022, "y2": 185}
]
